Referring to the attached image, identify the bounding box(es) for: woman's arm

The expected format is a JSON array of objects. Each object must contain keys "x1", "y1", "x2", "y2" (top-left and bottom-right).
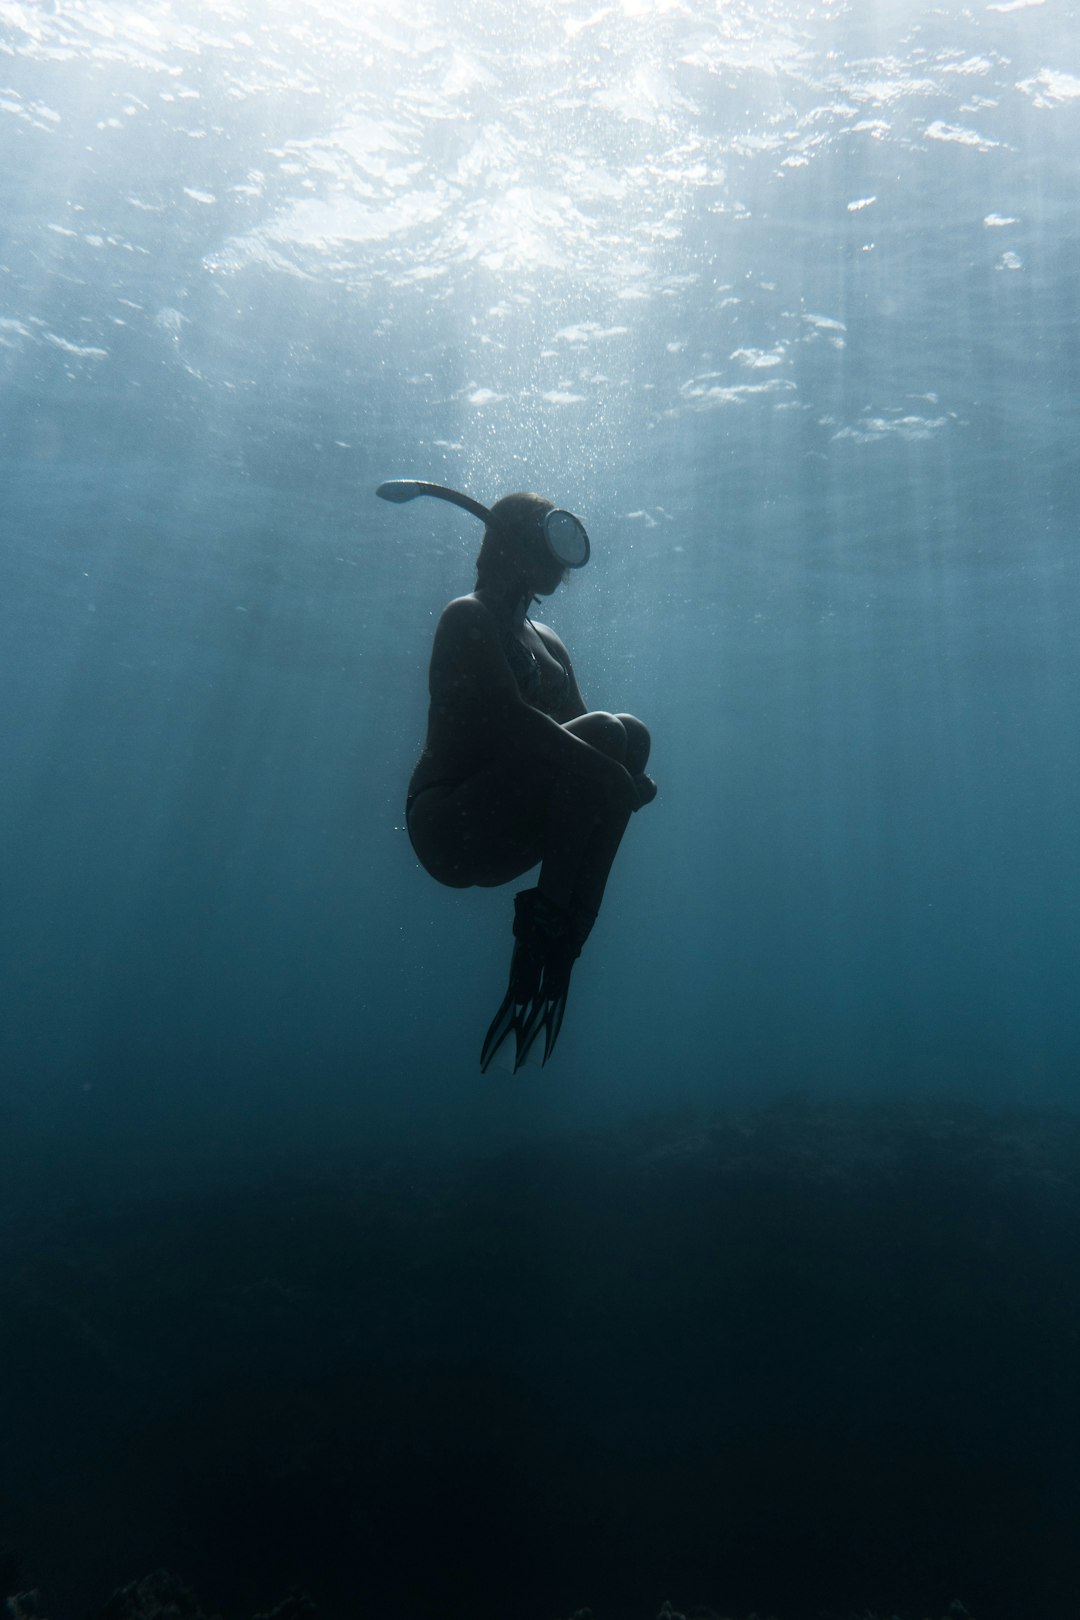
[
  {"x1": 431, "y1": 597, "x2": 637, "y2": 804},
  {"x1": 534, "y1": 620, "x2": 656, "y2": 812}
]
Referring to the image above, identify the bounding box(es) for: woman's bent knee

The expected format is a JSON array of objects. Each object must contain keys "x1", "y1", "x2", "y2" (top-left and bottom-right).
[
  {"x1": 615, "y1": 713, "x2": 650, "y2": 776},
  {"x1": 565, "y1": 710, "x2": 627, "y2": 763}
]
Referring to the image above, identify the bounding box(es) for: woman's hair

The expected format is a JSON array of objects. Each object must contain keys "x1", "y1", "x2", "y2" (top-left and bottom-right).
[{"x1": 474, "y1": 491, "x2": 553, "y2": 591}]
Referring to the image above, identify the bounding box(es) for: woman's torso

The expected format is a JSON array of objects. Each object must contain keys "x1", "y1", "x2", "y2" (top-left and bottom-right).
[{"x1": 409, "y1": 602, "x2": 570, "y2": 797}]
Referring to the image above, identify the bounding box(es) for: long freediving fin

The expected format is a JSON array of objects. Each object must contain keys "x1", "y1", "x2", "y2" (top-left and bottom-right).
[
  {"x1": 513, "y1": 959, "x2": 574, "y2": 1071},
  {"x1": 479, "y1": 892, "x2": 547, "y2": 1073},
  {"x1": 480, "y1": 985, "x2": 540, "y2": 1074},
  {"x1": 479, "y1": 888, "x2": 590, "y2": 1074}
]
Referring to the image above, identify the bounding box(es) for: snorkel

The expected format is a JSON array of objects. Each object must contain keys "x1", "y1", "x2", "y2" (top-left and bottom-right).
[{"x1": 375, "y1": 480, "x2": 591, "y2": 571}]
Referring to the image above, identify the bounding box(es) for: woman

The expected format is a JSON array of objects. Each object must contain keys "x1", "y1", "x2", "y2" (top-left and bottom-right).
[{"x1": 381, "y1": 480, "x2": 656, "y2": 1071}]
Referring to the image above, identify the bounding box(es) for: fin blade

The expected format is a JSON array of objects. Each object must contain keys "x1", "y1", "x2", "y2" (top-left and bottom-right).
[
  {"x1": 481, "y1": 990, "x2": 541, "y2": 1075},
  {"x1": 540, "y1": 988, "x2": 570, "y2": 1066},
  {"x1": 480, "y1": 990, "x2": 517, "y2": 1073},
  {"x1": 513, "y1": 996, "x2": 552, "y2": 1071}
]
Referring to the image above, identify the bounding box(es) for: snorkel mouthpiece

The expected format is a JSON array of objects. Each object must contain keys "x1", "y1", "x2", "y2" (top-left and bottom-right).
[{"x1": 376, "y1": 479, "x2": 590, "y2": 569}]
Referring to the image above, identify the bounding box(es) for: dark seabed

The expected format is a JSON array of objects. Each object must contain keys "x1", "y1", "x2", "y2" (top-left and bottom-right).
[{"x1": 4, "y1": 1097, "x2": 1080, "y2": 1620}]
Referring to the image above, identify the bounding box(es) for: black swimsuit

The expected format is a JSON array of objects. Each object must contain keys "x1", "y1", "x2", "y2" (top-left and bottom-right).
[
  {"x1": 405, "y1": 622, "x2": 570, "y2": 826},
  {"x1": 501, "y1": 622, "x2": 570, "y2": 715}
]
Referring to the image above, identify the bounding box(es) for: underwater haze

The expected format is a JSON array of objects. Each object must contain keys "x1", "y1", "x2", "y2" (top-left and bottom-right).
[
  {"x1": 3, "y1": 0, "x2": 1080, "y2": 1154},
  {"x1": 3, "y1": 1, "x2": 1080, "y2": 1616}
]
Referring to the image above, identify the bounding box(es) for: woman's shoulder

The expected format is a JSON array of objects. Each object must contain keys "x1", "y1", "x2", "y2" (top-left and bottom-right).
[
  {"x1": 432, "y1": 596, "x2": 507, "y2": 678},
  {"x1": 437, "y1": 593, "x2": 498, "y2": 640},
  {"x1": 429, "y1": 594, "x2": 520, "y2": 704}
]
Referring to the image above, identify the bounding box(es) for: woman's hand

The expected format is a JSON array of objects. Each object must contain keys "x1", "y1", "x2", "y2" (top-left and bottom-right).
[
  {"x1": 599, "y1": 761, "x2": 656, "y2": 817},
  {"x1": 631, "y1": 772, "x2": 658, "y2": 811},
  {"x1": 594, "y1": 757, "x2": 640, "y2": 818}
]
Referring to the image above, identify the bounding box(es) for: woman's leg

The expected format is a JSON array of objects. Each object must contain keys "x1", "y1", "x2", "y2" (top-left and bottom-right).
[
  {"x1": 406, "y1": 763, "x2": 548, "y2": 890},
  {"x1": 537, "y1": 711, "x2": 650, "y2": 920},
  {"x1": 470, "y1": 710, "x2": 652, "y2": 1070},
  {"x1": 408, "y1": 711, "x2": 651, "y2": 913},
  {"x1": 616, "y1": 713, "x2": 651, "y2": 778}
]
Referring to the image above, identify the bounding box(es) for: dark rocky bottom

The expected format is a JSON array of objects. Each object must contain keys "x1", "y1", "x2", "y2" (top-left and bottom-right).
[{"x1": 4, "y1": 1097, "x2": 1079, "y2": 1620}]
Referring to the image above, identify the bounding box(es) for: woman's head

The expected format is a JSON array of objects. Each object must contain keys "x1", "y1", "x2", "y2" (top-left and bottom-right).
[{"x1": 475, "y1": 492, "x2": 564, "y2": 597}]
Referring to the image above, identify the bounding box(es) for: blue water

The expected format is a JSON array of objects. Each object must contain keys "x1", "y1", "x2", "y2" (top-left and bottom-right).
[{"x1": 2, "y1": 2, "x2": 1080, "y2": 1613}]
